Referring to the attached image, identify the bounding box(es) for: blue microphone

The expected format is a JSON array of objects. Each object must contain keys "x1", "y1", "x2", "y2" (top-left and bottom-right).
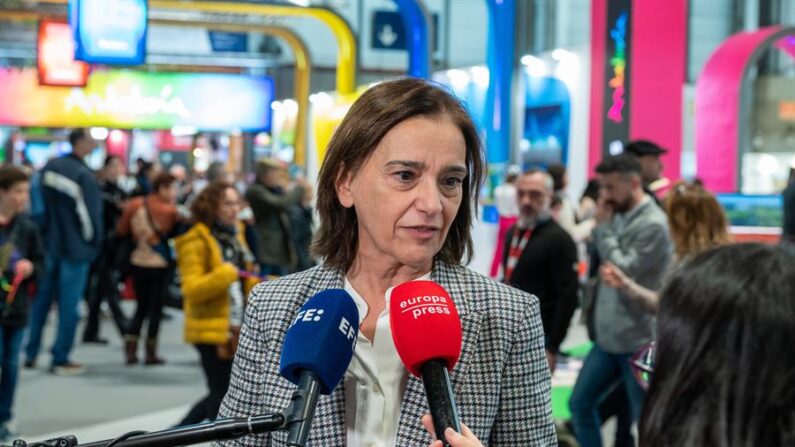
[{"x1": 279, "y1": 289, "x2": 359, "y2": 446}]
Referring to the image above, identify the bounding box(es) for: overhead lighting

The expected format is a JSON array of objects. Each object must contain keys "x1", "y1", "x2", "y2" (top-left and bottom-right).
[
  {"x1": 90, "y1": 127, "x2": 109, "y2": 140},
  {"x1": 521, "y1": 54, "x2": 548, "y2": 77},
  {"x1": 109, "y1": 129, "x2": 125, "y2": 144},
  {"x1": 285, "y1": 0, "x2": 310, "y2": 6},
  {"x1": 551, "y1": 49, "x2": 573, "y2": 61},
  {"x1": 446, "y1": 69, "x2": 471, "y2": 91},
  {"x1": 469, "y1": 66, "x2": 489, "y2": 89},
  {"x1": 171, "y1": 126, "x2": 197, "y2": 137},
  {"x1": 283, "y1": 99, "x2": 299, "y2": 116}
]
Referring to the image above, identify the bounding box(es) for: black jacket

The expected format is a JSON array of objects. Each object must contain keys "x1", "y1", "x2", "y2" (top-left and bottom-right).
[
  {"x1": 503, "y1": 219, "x2": 579, "y2": 353},
  {"x1": 0, "y1": 215, "x2": 45, "y2": 328}
]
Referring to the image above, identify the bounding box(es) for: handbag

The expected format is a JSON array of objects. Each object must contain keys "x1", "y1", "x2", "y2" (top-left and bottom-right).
[{"x1": 216, "y1": 325, "x2": 241, "y2": 360}]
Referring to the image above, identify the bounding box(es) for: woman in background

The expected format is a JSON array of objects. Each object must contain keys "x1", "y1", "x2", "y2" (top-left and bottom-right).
[
  {"x1": 117, "y1": 173, "x2": 179, "y2": 365},
  {"x1": 640, "y1": 243, "x2": 795, "y2": 446},
  {"x1": 175, "y1": 181, "x2": 260, "y2": 426}
]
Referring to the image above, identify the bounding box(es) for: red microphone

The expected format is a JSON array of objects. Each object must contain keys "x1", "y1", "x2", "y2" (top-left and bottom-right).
[{"x1": 390, "y1": 280, "x2": 462, "y2": 446}]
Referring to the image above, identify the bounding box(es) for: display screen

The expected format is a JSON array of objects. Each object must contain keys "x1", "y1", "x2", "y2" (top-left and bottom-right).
[
  {"x1": 716, "y1": 194, "x2": 783, "y2": 228},
  {"x1": 70, "y1": 0, "x2": 148, "y2": 65}
]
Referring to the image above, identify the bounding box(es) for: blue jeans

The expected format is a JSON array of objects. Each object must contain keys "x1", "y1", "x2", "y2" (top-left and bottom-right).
[
  {"x1": 0, "y1": 326, "x2": 25, "y2": 424},
  {"x1": 24, "y1": 256, "x2": 91, "y2": 366},
  {"x1": 569, "y1": 344, "x2": 646, "y2": 447}
]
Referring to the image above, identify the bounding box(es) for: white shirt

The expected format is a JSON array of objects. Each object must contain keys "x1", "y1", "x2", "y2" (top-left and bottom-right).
[{"x1": 343, "y1": 273, "x2": 431, "y2": 447}]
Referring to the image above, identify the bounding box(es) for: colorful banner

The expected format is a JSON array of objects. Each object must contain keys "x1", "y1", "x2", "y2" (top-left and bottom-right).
[
  {"x1": 0, "y1": 68, "x2": 273, "y2": 131},
  {"x1": 601, "y1": 0, "x2": 631, "y2": 157},
  {"x1": 70, "y1": 0, "x2": 148, "y2": 65}
]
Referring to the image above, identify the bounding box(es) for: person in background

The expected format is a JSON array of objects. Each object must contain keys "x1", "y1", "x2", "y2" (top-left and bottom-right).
[
  {"x1": 217, "y1": 78, "x2": 555, "y2": 446},
  {"x1": 782, "y1": 167, "x2": 795, "y2": 244},
  {"x1": 503, "y1": 169, "x2": 578, "y2": 373},
  {"x1": 116, "y1": 173, "x2": 179, "y2": 366},
  {"x1": 132, "y1": 160, "x2": 160, "y2": 198},
  {"x1": 0, "y1": 167, "x2": 44, "y2": 441},
  {"x1": 24, "y1": 128, "x2": 103, "y2": 375},
  {"x1": 569, "y1": 154, "x2": 672, "y2": 447},
  {"x1": 489, "y1": 165, "x2": 520, "y2": 278},
  {"x1": 601, "y1": 180, "x2": 731, "y2": 311},
  {"x1": 639, "y1": 243, "x2": 795, "y2": 446},
  {"x1": 549, "y1": 164, "x2": 597, "y2": 243},
  {"x1": 287, "y1": 181, "x2": 316, "y2": 273},
  {"x1": 82, "y1": 156, "x2": 129, "y2": 344},
  {"x1": 174, "y1": 181, "x2": 259, "y2": 426},
  {"x1": 623, "y1": 140, "x2": 668, "y2": 203},
  {"x1": 245, "y1": 159, "x2": 308, "y2": 276}
]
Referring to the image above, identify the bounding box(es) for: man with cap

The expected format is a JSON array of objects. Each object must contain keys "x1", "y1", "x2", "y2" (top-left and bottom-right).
[{"x1": 624, "y1": 140, "x2": 669, "y2": 203}]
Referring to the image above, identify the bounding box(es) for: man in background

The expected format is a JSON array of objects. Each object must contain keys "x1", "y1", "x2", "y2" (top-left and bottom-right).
[
  {"x1": 569, "y1": 154, "x2": 672, "y2": 447},
  {"x1": 503, "y1": 169, "x2": 578, "y2": 373},
  {"x1": 624, "y1": 140, "x2": 668, "y2": 203},
  {"x1": 24, "y1": 128, "x2": 103, "y2": 375}
]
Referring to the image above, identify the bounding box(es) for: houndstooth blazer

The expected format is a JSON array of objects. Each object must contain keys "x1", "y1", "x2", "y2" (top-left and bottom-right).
[{"x1": 215, "y1": 261, "x2": 556, "y2": 446}]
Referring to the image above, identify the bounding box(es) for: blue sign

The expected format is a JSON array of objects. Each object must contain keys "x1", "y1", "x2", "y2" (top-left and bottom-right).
[
  {"x1": 70, "y1": 0, "x2": 147, "y2": 65},
  {"x1": 208, "y1": 31, "x2": 249, "y2": 53},
  {"x1": 372, "y1": 10, "x2": 438, "y2": 52},
  {"x1": 373, "y1": 11, "x2": 406, "y2": 50}
]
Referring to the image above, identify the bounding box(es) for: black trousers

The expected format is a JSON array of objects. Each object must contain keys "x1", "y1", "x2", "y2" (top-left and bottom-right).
[
  {"x1": 83, "y1": 250, "x2": 128, "y2": 340},
  {"x1": 126, "y1": 266, "x2": 169, "y2": 339},
  {"x1": 180, "y1": 344, "x2": 233, "y2": 425},
  {"x1": 599, "y1": 384, "x2": 635, "y2": 447}
]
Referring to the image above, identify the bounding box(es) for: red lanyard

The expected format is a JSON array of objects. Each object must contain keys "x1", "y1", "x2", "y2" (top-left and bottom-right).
[{"x1": 504, "y1": 227, "x2": 533, "y2": 284}]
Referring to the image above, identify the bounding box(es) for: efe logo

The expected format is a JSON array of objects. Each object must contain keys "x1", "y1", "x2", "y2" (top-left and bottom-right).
[
  {"x1": 292, "y1": 308, "x2": 325, "y2": 326},
  {"x1": 338, "y1": 317, "x2": 357, "y2": 349}
]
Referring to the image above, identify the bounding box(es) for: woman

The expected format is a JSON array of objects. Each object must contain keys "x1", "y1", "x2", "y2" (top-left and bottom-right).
[
  {"x1": 116, "y1": 172, "x2": 179, "y2": 365},
  {"x1": 0, "y1": 167, "x2": 43, "y2": 441},
  {"x1": 216, "y1": 78, "x2": 556, "y2": 446},
  {"x1": 175, "y1": 182, "x2": 259, "y2": 426},
  {"x1": 600, "y1": 180, "x2": 731, "y2": 312},
  {"x1": 639, "y1": 243, "x2": 795, "y2": 446}
]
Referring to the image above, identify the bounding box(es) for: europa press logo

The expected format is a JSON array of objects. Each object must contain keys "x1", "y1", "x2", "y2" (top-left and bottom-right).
[{"x1": 398, "y1": 294, "x2": 453, "y2": 320}]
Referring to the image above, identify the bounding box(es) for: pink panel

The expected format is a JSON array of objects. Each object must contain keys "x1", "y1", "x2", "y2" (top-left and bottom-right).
[
  {"x1": 630, "y1": 0, "x2": 687, "y2": 181},
  {"x1": 695, "y1": 26, "x2": 783, "y2": 192},
  {"x1": 587, "y1": 0, "x2": 607, "y2": 177}
]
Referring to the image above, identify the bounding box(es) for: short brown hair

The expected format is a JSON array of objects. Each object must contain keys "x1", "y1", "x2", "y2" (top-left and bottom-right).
[
  {"x1": 190, "y1": 181, "x2": 236, "y2": 226},
  {"x1": 0, "y1": 165, "x2": 30, "y2": 190},
  {"x1": 152, "y1": 172, "x2": 176, "y2": 192},
  {"x1": 312, "y1": 78, "x2": 485, "y2": 271}
]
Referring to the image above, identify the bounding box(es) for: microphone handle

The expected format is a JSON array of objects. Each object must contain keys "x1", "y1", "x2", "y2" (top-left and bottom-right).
[
  {"x1": 420, "y1": 359, "x2": 461, "y2": 447},
  {"x1": 285, "y1": 370, "x2": 321, "y2": 447},
  {"x1": 76, "y1": 414, "x2": 285, "y2": 447}
]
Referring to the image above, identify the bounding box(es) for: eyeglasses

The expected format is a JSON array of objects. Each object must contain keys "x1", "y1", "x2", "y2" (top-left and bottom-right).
[{"x1": 629, "y1": 342, "x2": 656, "y2": 390}]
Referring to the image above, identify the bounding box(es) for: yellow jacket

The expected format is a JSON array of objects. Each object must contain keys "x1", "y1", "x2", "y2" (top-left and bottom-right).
[{"x1": 175, "y1": 222, "x2": 260, "y2": 345}]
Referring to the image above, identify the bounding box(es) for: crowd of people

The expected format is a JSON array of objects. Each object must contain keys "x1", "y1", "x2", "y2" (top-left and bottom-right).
[
  {"x1": 0, "y1": 128, "x2": 316, "y2": 440},
  {"x1": 0, "y1": 79, "x2": 793, "y2": 446}
]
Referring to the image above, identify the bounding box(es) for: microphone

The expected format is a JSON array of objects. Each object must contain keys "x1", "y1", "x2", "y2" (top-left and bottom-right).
[
  {"x1": 390, "y1": 280, "x2": 462, "y2": 446},
  {"x1": 279, "y1": 289, "x2": 359, "y2": 447}
]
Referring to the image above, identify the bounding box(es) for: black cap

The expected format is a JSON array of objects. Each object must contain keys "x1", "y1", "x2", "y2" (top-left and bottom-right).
[{"x1": 624, "y1": 140, "x2": 667, "y2": 156}]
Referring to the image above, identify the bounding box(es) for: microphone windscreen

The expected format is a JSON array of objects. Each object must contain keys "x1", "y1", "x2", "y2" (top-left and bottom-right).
[
  {"x1": 280, "y1": 289, "x2": 359, "y2": 395},
  {"x1": 390, "y1": 280, "x2": 462, "y2": 377}
]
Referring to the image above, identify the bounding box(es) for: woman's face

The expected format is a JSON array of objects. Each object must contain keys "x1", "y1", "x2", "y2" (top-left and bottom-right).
[
  {"x1": 337, "y1": 116, "x2": 467, "y2": 270},
  {"x1": 217, "y1": 187, "x2": 241, "y2": 227}
]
